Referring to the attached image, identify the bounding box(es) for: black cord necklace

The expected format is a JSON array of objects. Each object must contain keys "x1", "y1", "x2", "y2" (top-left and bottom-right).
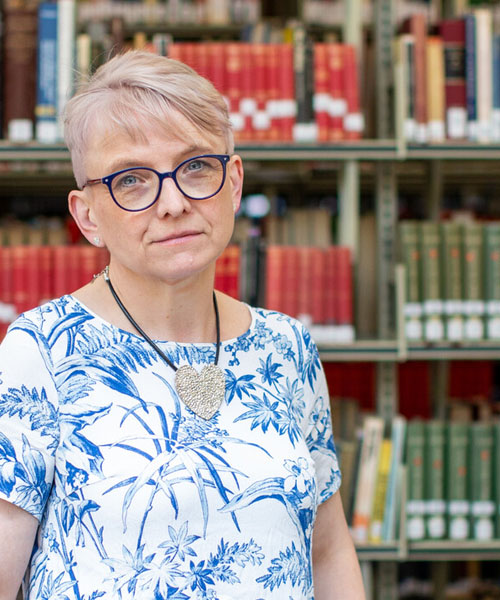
[{"x1": 102, "y1": 266, "x2": 225, "y2": 420}]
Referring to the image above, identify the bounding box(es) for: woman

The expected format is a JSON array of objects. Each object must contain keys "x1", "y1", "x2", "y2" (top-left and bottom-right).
[{"x1": 0, "y1": 51, "x2": 365, "y2": 599}]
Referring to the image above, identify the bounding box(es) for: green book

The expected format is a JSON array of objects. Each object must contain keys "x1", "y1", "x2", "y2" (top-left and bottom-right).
[
  {"x1": 461, "y1": 222, "x2": 484, "y2": 340},
  {"x1": 492, "y1": 421, "x2": 500, "y2": 538},
  {"x1": 424, "y1": 420, "x2": 446, "y2": 539},
  {"x1": 469, "y1": 422, "x2": 495, "y2": 540},
  {"x1": 419, "y1": 222, "x2": 444, "y2": 341},
  {"x1": 440, "y1": 221, "x2": 463, "y2": 341},
  {"x1": 483, "y1": 222, "x2": 500, "y2": 340},
  {"x1": 406, "y1": 419, "x2": 426, "y2": 540},
  {"x1": 446, "y1": 422, "x2": 470, "y2": 540},
  {"x1": 399, "y1": 221, "x2": 422, "y2": 341}
]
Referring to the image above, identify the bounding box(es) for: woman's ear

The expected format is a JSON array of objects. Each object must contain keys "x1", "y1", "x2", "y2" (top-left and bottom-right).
[
  {"x1": 68, "y1": 189, "x2": 103, "y2": 246},
  {"x1": 228, "y1": 154, "x2": 244, "y2": 213}
]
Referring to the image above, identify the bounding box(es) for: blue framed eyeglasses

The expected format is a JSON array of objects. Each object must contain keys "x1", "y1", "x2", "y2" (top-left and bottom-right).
[{"x1": 82, "y1": 154, "x2": 231, "y2": 212}]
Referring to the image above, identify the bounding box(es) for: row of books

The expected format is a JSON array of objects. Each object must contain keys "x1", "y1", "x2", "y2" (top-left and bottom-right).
[
  {"x1": 77, "y1": 0, "x2": 261, "y2": 26},
  {"x1": 264, "y1": 244, "x2": 354, "y2": 343},
  {"x1": 396, "y1": 9, "x2": 500, "y2": 144},
  {"x1": 1, "y1": 0, "x2": 365, "y2": 143},
  {"x1": 0, "y1": 244, "x2": 240, "y2": 329},
  {"x1": 339, "y1": 413, "x2": 500, "y2": 545},
  {"x1": 399, "y1": 220, "x2": 500, "y2": 342}
]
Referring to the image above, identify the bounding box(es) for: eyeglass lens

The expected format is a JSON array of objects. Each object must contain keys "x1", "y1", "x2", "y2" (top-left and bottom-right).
[{"x1": 111, "y1": 156, "x2": 225, "y2": 210}]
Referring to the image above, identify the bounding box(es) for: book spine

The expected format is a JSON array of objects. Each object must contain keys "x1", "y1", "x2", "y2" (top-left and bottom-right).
[
  {"x1": 474, "y1": 8, "x2": 493, "y2": 143},
  {"x1": 461, "y1": 222, "x2": 484, "y2": 340},
  {"x1": 336, "y1": 246, "x2": 354, "y2": 342},
  {"x1": 483, "y1": 222, "x2": 500, "y2": 339},
  {"x1": 446, "y1": 422, "x2": 470, "y2": 540},
  {"x1": 419, "y1": 221, "x2": 444, "y2": 341},
  {"x1": 297, "y1": 246, "x2": 312, "y2": 322},
  {"x1": 492, "y1": 35, "x2": 500, "y2": 142},
  {"x1": 35, "y1": 2, "x2": 58, "y2": 143},
  {"x1": 440, "y1": 18, "x2": 467, "y2": 139},
  {"x1": 324, "y1": 246, "x2": 337, "y2": 326},
  {"x1": 276, "y1": 43, "x2": 295, "y2": 142},
  {"x1": 281, "y1": 246, "x2": 299, "y2": 319},
  {"x1": 2, "y1": 0, "x2": 38, "y2": 141},
  {"x1": 57, "y1": 0, "x2": 76, "y2": 140},
  {"x1": 38, "y1": 245, "x2": 53, "y2": 304},
  {"x1": 326, "y1": 43, "x2": 345, "y2": 142},
  {"x1": 406, "y1": 419, "x2": 426, "y2": 540},
  {"x1": 426, "y1": 36, "x2": 446, "y2": 142},
  {"x1": 292, "y1": 23, "x2": 316, "y2": 142},
  {"x1": 469, "y1": 422, "x2": 495, "y2": 540},
  {"x1": 351, "y1": 415, "x2": 384, "y2": 543},
  {"x1": 264, "y1": 245, "x2": 284, "y2": 313},
  {"x1": 424, "y1": 420, "x2": 446, "y2": 539},
  {"x1": 399, "y1": 221, "x2": 423, "y2": 341},
  {"x1": 313, "y1": 43, "x2": 330, "y2": 142},
  {"x1": 368, "y1": 437, "x2": 392, "y2": 543},
  {"x1": 493, "y1": 421, "x2": 500, "y2": 538},
  {"x1": 465, "y1": 13, "x2": 478, "y2": 140},
  {"x1": 440, "y1": 221, "x2": 463, "y2": 341},
  {"x1": 343, "y1": 44, "x2": 363, "y2": 141},
  {"x1": 382, "y1": 415, "x2": 407, "y2": 542},
  {"x1": 408, "y1": 13, "x2": 428, "y2": 143}
]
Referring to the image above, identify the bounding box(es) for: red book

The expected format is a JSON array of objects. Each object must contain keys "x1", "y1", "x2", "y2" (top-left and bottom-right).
[
  {"x1": 401, "y1": 13, "x2": 428, "y2": 143},
  {"x1": 252, "y1": 43, "x2": 270, "y2": 141},
  {"x1": 2, "y1": 0, "x2": 38, "y2": 139},
  {"x1": 167, "y1": 42, "x2": 183, "y2": 62},
  {"x1": 25, "y1": 246, "x2": 41, "y2": 311},
  {"x1": 277, "y1": 44, "x2": 295, "y2": 141},
  {"x1": 39, "y1": 245, "x2": 53, "y2": 303},
  {"x1": 310, "y1": 247, "x2": 326, "y2": 324},
  {"x1": 12, "y1": 246, "x2": 29, "y2": 314},
  {"x1": 239, "y1": 44, "x2": 256, "y2": 142},
  {"x1": 336, "y1": 246, "x2": 353, "y2": 326},
  {"x1": 343, "y1": 45, "x2": 363, "y2": 141},
  {"x1": 225, "y1": 43, "x2": 244, "y2": 135},
  {"x1": 53, "y1": 246, "x2": 70, "y2": 298},
  {"x1": 0, "y1": 247, "x2": 14, "y2": 317},
  {"x1": 267, "y1": 43, "x2": 281, "y2": 141},
  {"x1": 265, "y1": 245, "x2": 284, "y2": 313},
  {"x1": 297, "y1": 246, "x2": 313, "y2": 322},
  {"x1": 327, "y1": 44, "x2": 346, "y2": 141},
  {"x1": 67, "y1": 245, "x2": 81, "y2": 293},
  {"x1": 79, "y1": 245, "x2": 100, "y2": 289},
  {"x1": 314, "y1": 43, "x2": 330, "y2": 143},
  {"x1": 324, "y1": 246, "x2": 338, "y2": 325},
  {"x1": 206, "y1": 42, "x2": 225, "y2": 95},
  {"x1": 439, "y1": 18, "x2": 467, "y2": 139},
  {"x1": 281, "y1": 246, "x2": 299, "y2": 318},
  {"x1": 223, "y1": 245, "x2": 240, "y2": 300}
]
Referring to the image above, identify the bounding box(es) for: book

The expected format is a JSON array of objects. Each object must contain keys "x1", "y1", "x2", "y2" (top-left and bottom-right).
[
  {"x1": 474, "y1": 8, "x2": 493, "y2": 143},
  {"x1": 35, "y1": 2, "x2": 58, "y2": 143},
  {"x1": 405, "y1": 419, "x2": 426, "y2": 540},
  {"x1": 492, "y1": 34, "x2": 500, "y2": 141},
  {"x1": 351, "y1": 415, "x2": 384, "y2": 543},
  {"x1": 401, "y1": 13, "x2": 428, "y2": 143},
  {"x1": 382, "y1": 415, "x2": 407, "y2": 542},
  {"x1": 426, "y1": 36, "x2": 446, "y2": 142},
  {"x1": 419, "y1": 221, "x2": 444, "y2": 341},
  {"x1": 57, "y1": 0, "x2": 76, "y2": 139},
  {"x1": 424, "y1": 420, "x2": 446, "y2": 539},
  {"x1": 446, "y1": 421, "x2": 470, "y2": 540},
  {"x1": 399, "y1": 221, "x2": 423, "y2": 341},
  {"x1": 440, "y1": 221, "x2": 463, "y2": 341},
  {"x1": 464, "y1": 13, "x2": 478, "y2": 140},
  {"x1": 469, "y1": 422, "x2": 495, "y2": 540},
  {"x1": 2, "y1": 0, "x2": 38, "y2": 141},
  {"x1": 440, "y1": 18, "x2": 467, "y2": 139},
  {"x1": 326, "y1": 43, "x2": 346, "y2": 142},
  {"x1": 343, "y1": 44, "x2": 363, "y2": 140},
  {"x1": 483, "y1": 222, "x2": 500, "y2": 340},
  {"x1": 368, "y1": 435, "x2": 392, "y2": 543},
  {"x1": 461, "y1": 222, "x2": 484, "y2": 340},
  {"x1": 493, "y1": 421, "x2": 500, "y2": 538}
]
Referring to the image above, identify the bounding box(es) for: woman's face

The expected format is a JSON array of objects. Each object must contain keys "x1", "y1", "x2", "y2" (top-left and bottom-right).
[{"x1": 72, "y1": 112, "x2": 243, "y2": 287}]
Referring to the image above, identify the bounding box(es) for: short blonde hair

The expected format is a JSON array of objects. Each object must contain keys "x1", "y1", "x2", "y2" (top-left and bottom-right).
[{"x1": 64, "y1": 50, "x2": 234, "y2": 188}]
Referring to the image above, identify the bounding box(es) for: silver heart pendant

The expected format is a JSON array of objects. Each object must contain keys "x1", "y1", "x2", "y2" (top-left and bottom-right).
[{"x1": 175, "y1": 364, "x2": 225, "y2": 420}]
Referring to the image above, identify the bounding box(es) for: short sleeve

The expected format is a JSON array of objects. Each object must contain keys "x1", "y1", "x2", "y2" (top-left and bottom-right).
[
  {"x1": 304, "y1": 343, "x2": 341, "y2": 504},
  {"x1": 0, "y1": 325, "x2": 59, "y2": 520}
]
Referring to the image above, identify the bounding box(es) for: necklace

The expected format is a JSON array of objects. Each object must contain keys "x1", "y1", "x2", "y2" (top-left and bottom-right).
[{"x1": 102, "y1": 266, "x2": 225, "y2": 420}]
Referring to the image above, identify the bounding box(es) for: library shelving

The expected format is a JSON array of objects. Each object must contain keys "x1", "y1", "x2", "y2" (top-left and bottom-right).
[{"x1": 3, "y1": 1, "x2": 500, "y2": 599}]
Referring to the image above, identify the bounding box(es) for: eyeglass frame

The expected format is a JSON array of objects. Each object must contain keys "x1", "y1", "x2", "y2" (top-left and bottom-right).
[{"x1": 82, "y1": 153, "x2": 231, "y2": 212}]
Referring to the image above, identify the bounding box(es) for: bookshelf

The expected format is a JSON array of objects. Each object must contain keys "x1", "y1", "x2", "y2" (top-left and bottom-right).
[{"x1": 3, "y1": 0, "x2": 500, "y2": 598}]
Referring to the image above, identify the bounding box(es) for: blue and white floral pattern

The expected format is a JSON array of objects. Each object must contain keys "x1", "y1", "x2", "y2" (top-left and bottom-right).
[{"x1": 0, "y1": 297, "x2": 340, "y2": 599}]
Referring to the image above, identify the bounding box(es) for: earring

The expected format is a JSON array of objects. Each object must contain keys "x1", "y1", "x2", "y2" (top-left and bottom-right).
[{"x1": 93, "y1": 236, "x2": 101, "y2": 246}]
